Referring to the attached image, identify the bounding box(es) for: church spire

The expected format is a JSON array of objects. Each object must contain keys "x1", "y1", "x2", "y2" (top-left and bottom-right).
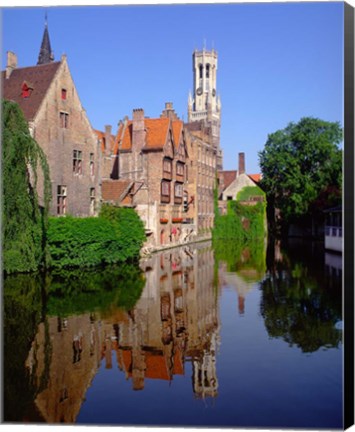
[{"x1": 37, "y1": 12, "x2": 54, "y2": 65}]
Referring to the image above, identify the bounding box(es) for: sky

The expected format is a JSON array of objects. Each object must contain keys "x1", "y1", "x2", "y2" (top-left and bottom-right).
[{"x1": 1, "y1": 1, "x2": 345, "y2": 173}]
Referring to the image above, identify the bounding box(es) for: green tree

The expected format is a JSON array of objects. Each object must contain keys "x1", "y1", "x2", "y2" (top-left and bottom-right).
[
  {"x1": 2, "y1": 100, "x2": 51, "y2": 273},
  {"x1": 259, "y1": 117, "x2": 342, "y2": 233}
]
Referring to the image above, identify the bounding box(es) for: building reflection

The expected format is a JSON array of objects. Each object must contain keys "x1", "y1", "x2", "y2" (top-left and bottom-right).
[{"x1": 25, "y1": 242, "x2": 220, "y2": 422}]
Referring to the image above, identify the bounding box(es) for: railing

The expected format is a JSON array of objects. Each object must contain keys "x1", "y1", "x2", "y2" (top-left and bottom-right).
[{"x1": 325, "y1": 226, "x2": 342, "y2": 238}]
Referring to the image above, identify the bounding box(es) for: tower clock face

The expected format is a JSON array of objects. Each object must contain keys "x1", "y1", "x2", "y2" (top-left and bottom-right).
[{"x1": 196, "y1": 87, "x2": 203, "y2": 96}]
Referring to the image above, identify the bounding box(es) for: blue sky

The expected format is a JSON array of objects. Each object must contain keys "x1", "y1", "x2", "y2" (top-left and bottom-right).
[{"x1": 2, "y1": 2, "x2": 344, "y2": 173}]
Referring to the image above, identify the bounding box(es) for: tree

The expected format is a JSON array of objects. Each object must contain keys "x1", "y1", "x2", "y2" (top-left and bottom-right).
[
  {"x1": 2, "y1": 100, "x2": 51, "y2": 273},
  {"x1": 258, "y1": 117, "x2": 342, "y2": 233}
]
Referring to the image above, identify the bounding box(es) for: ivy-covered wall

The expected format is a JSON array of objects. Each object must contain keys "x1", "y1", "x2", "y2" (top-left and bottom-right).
[{"x1": 213, "y1": 185, "x2": 267, "y2": 242}]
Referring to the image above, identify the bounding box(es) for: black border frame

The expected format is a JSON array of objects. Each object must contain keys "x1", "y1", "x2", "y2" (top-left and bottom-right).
[{"x1": 344, "y1": 2, "x2": 354, "y2": 429}]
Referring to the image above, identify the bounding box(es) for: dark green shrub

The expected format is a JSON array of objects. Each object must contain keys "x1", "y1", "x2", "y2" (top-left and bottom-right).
[{"x1": 47, "y1": 206, "x2": 146, "y2": 269}]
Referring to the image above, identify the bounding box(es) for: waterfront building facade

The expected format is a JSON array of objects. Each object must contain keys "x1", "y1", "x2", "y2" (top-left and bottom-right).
[
  {"x1": 2, "y1": 23, "x2": 101, "y2": 217},
  {"x1": 101, "y1": 104, "x2": 190, "y2": 247}
]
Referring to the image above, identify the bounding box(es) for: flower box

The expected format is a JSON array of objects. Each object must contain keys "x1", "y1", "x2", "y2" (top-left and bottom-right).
[
  {"x1": 160, "y1": 218, "x2": 168, "y2": 224},
  {"x1": 172, "y1": 217, "x2": 183, "y2": 223}
]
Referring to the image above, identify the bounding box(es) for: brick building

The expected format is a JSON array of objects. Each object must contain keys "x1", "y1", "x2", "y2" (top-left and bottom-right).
[
  {"x1": 101, "y1": 103, "x2": 191, "y2": 247},
  {"x1": 2, "y1": 21, "x2": 101, "y2": 216},
  {"x1": 185, "y1": 121, "x2": 217, "y2": 232}
]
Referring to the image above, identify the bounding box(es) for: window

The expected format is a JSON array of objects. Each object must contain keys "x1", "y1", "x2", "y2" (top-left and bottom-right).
[
  {"x1": 163, "y1": 158, "x2": 172, "y2": 174},
  {"x1": 206, "y1": 63, "x2": 210, "y2": 78},
  {"x1": 175, "y1": 182, "x2": 183, "y2": 198},
  {"x1": 61, "y1": 88, "x2": 67, "y2": 100},
  {"x1": 22, "y1": 82, "x2": 32, "y2": 98},
  {"x1": 161, "y1": 180, "x2": 170, "y2": 203},
  {"x1": 176, "y1": 162, "x2": 184, "y2": 177},
  {"x1": 73, "y1": 150, "x2": 82, "y2": 175},
  {"x1": 90, "y1": 188, "x2": 95, "y2": 215},
  {"x1": 199, "y1": 64, "x2": 203, "y2": 79},
  {"x1": 90, "y1": 153, "x2": 95, "y2": 176},
  {"x1": 57, "y1": 185, "x2": 67, "y2": 215},
  {"x1": 60, "y1": 112, "x2": 69, "y2": 128}
]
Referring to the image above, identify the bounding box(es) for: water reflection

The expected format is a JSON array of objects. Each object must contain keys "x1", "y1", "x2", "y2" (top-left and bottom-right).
[
  {"x1": 260, "y1": 239, "x2": 342, "y2": 352},
  {"x1": 3, "y1": 239, "x2": 343, "y2": 426}
]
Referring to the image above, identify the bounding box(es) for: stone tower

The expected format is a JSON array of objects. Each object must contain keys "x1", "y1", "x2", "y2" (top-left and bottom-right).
[{"x1": 188, "y1": 48, "x2": 222, "y2": 169}]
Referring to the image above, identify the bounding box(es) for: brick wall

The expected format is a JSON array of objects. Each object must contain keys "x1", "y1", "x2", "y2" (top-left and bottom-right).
[{"x1": 33, "y1": 56, "x2": 100, "y2": 217}]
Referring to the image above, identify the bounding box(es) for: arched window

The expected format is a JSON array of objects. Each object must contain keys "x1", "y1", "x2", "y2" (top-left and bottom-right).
[{"x1": 206, "y1": 64, "x2": 210, "y2": 78}]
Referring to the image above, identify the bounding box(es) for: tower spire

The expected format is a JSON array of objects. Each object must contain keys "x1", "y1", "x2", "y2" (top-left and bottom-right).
[{"x1": 37, "y1": 11, "x2": 54, "y2": 65}]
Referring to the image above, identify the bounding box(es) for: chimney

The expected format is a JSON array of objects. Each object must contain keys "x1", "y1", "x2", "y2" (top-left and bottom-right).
[
  {"x1": 238, "y1": 152, "x2": 245, "y2": 175},
  {"x1": 6, "y1": 51, "x2": 17, "y2": 79},
  {"x1": 165, "y1": 102, "x2": 173, "y2": 111},
  {"x1": 132, "y1": 108, "x2": 145, "y2": 151},
  {"x1": 104, "y1": 125, "x2": 112, "y2": 156}
]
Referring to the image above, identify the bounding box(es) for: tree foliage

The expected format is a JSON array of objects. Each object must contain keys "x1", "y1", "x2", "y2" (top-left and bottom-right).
[
  {"x1": 2, "y1": 100, "x2": 51, "y2": 273},
  {"x1": 258, "y1": 117, "x2": 342, "y2": 225}
]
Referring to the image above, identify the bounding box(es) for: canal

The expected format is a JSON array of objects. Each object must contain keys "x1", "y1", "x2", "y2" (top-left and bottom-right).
[{"x1": 3, "y1": 239, "x2": 343, "y2": 428}]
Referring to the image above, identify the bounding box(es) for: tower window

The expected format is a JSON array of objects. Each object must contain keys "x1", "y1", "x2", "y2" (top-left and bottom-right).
[
  {"x1": 199, "y1": 64, "x2": 203, "y2": 79},
  {"x1": 206, "y1": 64, "x2": 210, "y2": 78}
]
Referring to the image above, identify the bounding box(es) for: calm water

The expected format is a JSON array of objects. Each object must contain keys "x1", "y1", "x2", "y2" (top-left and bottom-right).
[{"x1": 3, "y1": 239, "x2": 343, "y2": 428}]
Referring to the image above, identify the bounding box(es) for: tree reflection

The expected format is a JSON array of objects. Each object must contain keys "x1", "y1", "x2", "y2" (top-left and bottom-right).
[
  {"x1": 3, "y1": 264, "x2": 145, "y2": 423},
  {"x1": 46, "y1": 264, "x2": 145, "y2": 316},
  {"x1": 3, "y1": 274, "x2": 46, "y2": 422},
  {"x1": 260, "y1": 240, "x2": 342, "y2": 353},
  {"x1": 213, "y1": 238, "x2": 266, "y2": 279}
]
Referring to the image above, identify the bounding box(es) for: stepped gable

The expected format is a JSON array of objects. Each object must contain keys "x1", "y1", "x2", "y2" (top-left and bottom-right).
[{"x1": 2, "y1": 62, "x2": 61, "y2": 121}]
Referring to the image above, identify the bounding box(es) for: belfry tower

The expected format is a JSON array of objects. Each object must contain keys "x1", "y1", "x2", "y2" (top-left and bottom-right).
[
  {"x1": 188, "y1": 48, "x2": 222, "y2": 169},
  {"x1": 37, "y1": 13, "x2": 54, "y2": 65}
]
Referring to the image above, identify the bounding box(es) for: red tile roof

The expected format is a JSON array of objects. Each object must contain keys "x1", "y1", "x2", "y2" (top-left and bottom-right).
[
  {"x1": 172, "y1": 120, "x2": 183, "y2": 149},
  {"x1": 101, "y1": 179, "x2": 133, "y2": 203},
  {"x1": 145, "y1": 118, "x2": 170, "y2": 149},
  {"x1": 115, "y1": 120, "x2": 133, "y2": 153},
  {"x1": 248, "y1": 174, "x2": 262, "y2": 183},
  {"x1": 114, "y1": 117, "x2": 172, "y2": 152},
  {"x1": 94, "y1": 129, "x2": 115, "y2": 153},
  {"x1": 220, "y1": 170, "x2": 237, "y2": 190},
  {"x1": 2, "y1": 62, "x2": 61, "y2": 121}
]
